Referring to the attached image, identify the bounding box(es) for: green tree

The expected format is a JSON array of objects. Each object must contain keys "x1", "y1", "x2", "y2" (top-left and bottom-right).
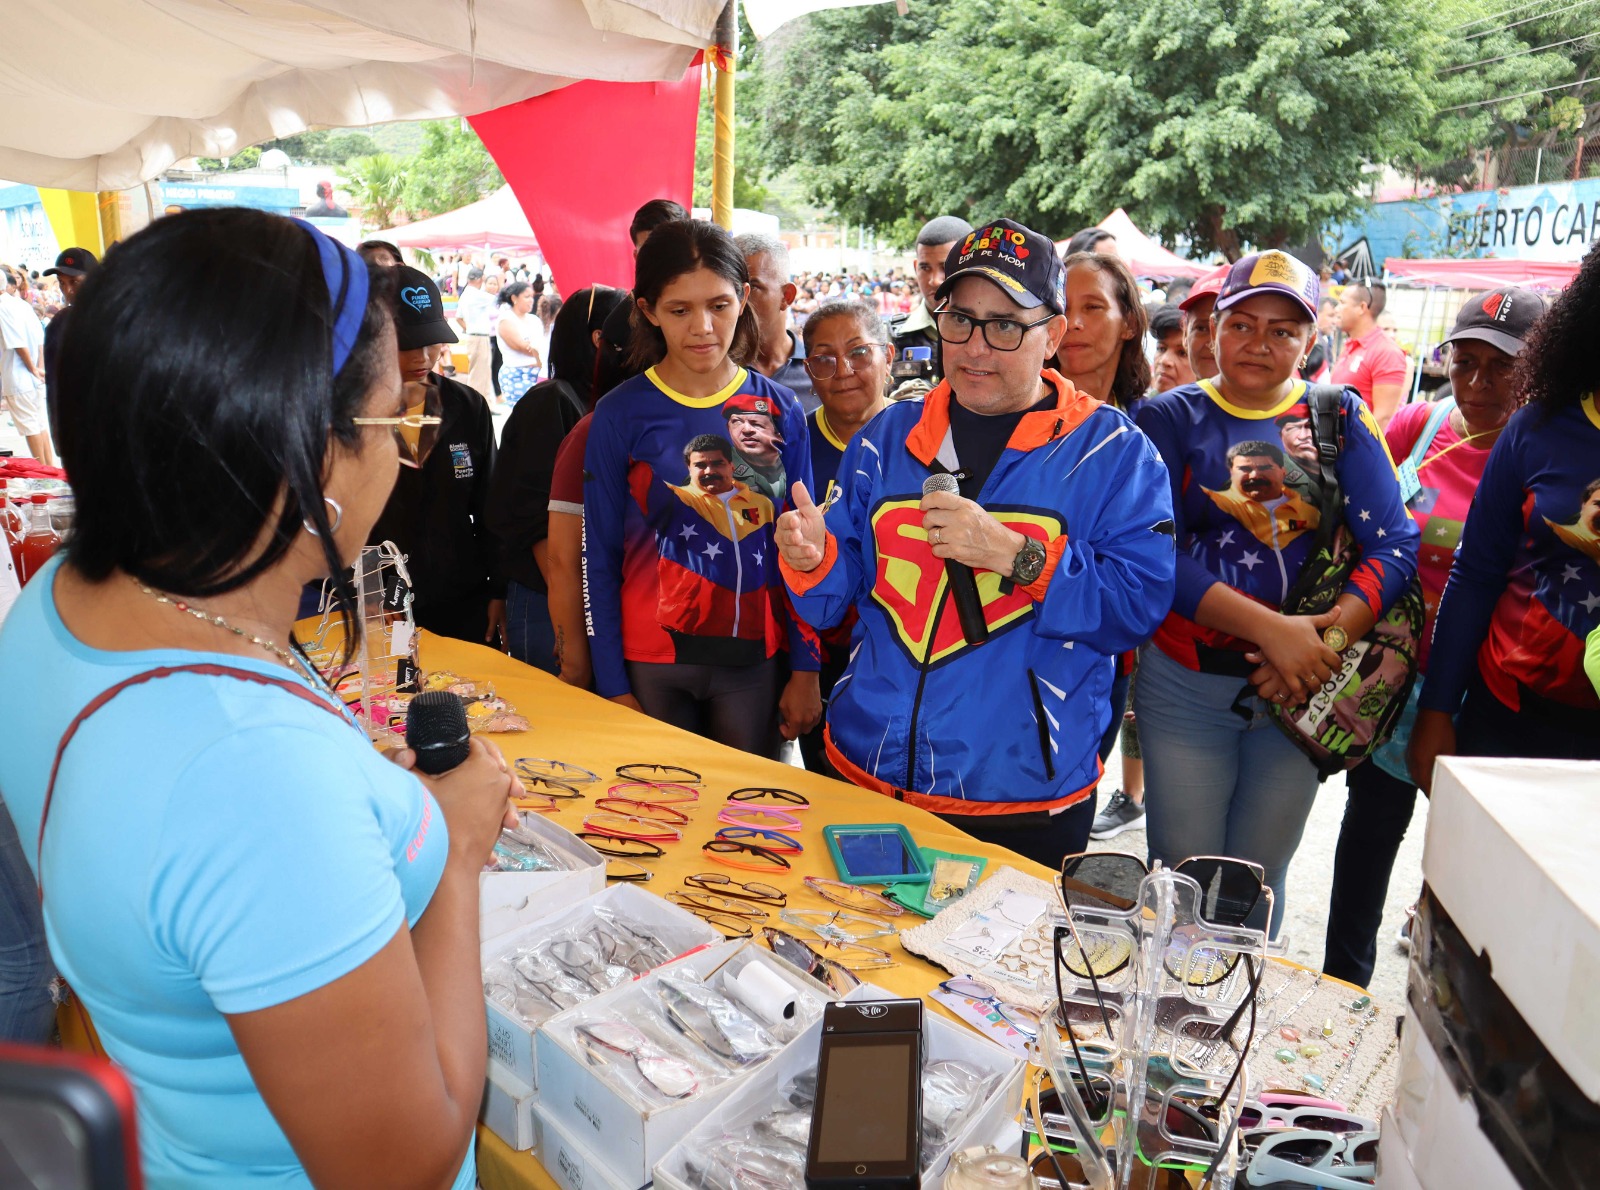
[
  {"x1": 1405, "y1": 0, "x2": 1598, "y2": 187},
  {"x1": 693, "y1": 78, "x2": 771, "y2": 211},
  {"x1": 400, "y1": 120, "x2": 504, "y2": 217},
  {"x1": 195, "y1": 145, "x2": 261, "y2": 172},
  {"x1": 752, "y1": 0, "x2": 1433, "y2": 258},
  {"x1": 344, "y1": 152, "x2": 407, "y2": 229}
]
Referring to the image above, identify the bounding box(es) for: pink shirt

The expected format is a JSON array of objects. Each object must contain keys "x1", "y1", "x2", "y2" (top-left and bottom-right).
[
  {"x1": 1331, "y1": 327, "x2": 1408, "y2": 408},
  {"x1": 1385, "y1": 400, "x2": 1494, "y2": 672}
]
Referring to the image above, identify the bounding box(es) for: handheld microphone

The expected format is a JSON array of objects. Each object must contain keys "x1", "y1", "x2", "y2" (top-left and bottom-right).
[
  {"x1": 922, "y1": 473, "x2": 989, "y2": 646},
  {"x1": 406, "y1": 690, "x2": 472, "y2": 774}
]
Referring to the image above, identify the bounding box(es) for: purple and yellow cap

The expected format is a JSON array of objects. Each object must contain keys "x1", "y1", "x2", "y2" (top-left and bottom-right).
[{"x1": 1215, "y1": 251, "x2": 1320, "y2": 322}]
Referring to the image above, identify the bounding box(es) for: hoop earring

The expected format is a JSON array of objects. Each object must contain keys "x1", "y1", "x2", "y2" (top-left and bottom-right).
[{"x1": 303, "y1": 497, "x2": 343, "y2": 537}]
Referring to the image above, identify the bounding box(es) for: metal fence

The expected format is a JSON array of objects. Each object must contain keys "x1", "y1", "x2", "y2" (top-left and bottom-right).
[{"x1": 1483, "y1": 137, "x2": 1600, "y2": 188}]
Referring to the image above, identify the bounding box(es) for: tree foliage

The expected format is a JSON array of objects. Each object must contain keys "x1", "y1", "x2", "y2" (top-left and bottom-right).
[
  {"x1": 694, "y1": 78, "x2": 771, "y2": 212},
  {"x1": 398, "y1": 120, "x2": 505, "y2": 218},
  {"x1": 343, "y1": 153, "x2": 407, "y2": 229},
  {"x1": 750, "y1": 0, "x2": 1433, "y2": 257},
  {"x1": 1404, "y1": 0, "x2": 1599, "y2": 187}
]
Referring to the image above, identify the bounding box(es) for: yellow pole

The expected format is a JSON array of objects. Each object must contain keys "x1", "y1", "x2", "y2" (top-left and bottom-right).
[
  {"x1": 37, "y1": 189, "x2": 104, "y2": 255},
  {"x1": 97, "y1": 190, "x2": 123, "y2": 249},
  {"x1": 710, "y1": 1, "x2": 738, "y2": 231}
]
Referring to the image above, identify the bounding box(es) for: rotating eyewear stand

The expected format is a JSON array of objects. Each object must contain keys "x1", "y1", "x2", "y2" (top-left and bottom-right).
[{"x1": 1047, "y1": 867, "x2": 1268, "y2": 1190}]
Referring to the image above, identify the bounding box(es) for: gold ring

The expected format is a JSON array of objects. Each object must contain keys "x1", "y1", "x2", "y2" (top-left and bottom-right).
[{"x1": 932, "y1": 529, "x2": 941, "y2": 545}]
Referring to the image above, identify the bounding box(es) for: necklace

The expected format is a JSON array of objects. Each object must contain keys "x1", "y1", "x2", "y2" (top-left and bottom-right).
[{"x1": 132, "y1": 576, "x2": 308, "y2": 675}]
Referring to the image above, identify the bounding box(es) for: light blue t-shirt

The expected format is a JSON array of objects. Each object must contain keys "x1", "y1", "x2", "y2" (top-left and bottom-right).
[{"x1": 0, "y1": 558, "x2": 473, "y2": 1190}]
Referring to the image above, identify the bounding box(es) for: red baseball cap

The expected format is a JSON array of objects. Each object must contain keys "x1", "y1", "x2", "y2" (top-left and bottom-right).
[
  {"x1": 1179, "y1": 263, "x2": 1230, "y2": 312},
  {"x1": 722, "y1": 391, "x2": 778, "y2": 420}
]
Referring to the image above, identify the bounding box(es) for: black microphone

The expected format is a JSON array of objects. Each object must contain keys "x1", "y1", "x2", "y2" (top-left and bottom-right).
[
  {"x1": 406, "y1": 690, "x2": 472, "y2": 774},
  {"x1": 922, "y1": 473, "x2": 989, "y2": 646}
]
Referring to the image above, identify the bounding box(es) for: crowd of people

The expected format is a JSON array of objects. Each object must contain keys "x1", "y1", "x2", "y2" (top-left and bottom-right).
[{"x1": 1, "y1": 197, "x2": 1599, "y2": 1188}]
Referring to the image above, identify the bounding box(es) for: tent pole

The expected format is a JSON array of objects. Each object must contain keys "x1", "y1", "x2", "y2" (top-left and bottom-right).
[{"x1": 710, "y1": 1, "x2": 738, "y2": 230}]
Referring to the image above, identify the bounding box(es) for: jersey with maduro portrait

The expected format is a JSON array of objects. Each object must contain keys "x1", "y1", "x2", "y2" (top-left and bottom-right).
[
  {"x1": 583, "y1": 366, "x2": 819, "y2": 699},
  {"x1": 1422, "y1": 394, "x2": 1600, "y2": 716},
  {"x1": 1134, "y1": 380, "x2": 1418, "y2": 673}
]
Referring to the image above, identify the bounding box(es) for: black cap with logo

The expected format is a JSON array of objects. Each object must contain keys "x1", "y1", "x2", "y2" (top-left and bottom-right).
[
  {"x1": 1444, "y1": 287, "x2": 1545, "y2": 358},
  {"x1": 43, "y1": 247, "x2": 98, "y2": 278},
  {"x1": 934, "y1": 218, "x2": 1066, "y2": 314},
  {"x1": 393, "y1": 266, "x2": 460, "y2": 351}
]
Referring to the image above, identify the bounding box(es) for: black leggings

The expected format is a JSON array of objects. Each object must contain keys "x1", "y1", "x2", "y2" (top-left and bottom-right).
[{"x1": 626, "y1": 657, "x2": 783, "y2": 760}]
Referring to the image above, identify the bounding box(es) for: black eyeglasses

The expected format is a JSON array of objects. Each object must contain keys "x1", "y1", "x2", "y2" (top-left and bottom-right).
[
  {"x1": 934, "y1": 308, "x2": 1057, "y2": 351},
  {"x1": 615, "y1": 762, "x2": 702, "y2": 785},
  {"x1": 727, "y1": 786, "x2": 809, "y2": 808},
  {"x1": 803, "y1": 343, "x2": 886, "y2": 379}
]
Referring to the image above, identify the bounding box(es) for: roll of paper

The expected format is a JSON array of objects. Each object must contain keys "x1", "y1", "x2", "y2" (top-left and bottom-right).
[{"x1": 723, "y1": 959, "x2": 798, "y2": 1025}]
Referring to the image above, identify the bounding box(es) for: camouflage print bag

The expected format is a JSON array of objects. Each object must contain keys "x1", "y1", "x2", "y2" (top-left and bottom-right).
[{"x1": 1267, "y1": 385, "x2": 1425, "y2": 779}]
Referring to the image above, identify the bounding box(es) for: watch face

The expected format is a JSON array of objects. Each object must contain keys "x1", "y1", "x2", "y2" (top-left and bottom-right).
[
  {"x1": 1323, "y1": 625, "x2": 1349, "y2": 652},
  {"x1": 1015, "y1": 540, "x2": 1046, "y2": 584}
]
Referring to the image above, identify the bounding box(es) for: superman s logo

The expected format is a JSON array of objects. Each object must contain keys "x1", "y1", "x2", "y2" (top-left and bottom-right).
[{"x1": 869, "y1": 497, "x2": 1061, "y2": 666}]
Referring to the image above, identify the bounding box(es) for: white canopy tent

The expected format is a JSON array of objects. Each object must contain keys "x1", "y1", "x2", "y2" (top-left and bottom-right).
[
  {"x1": 383, "y1": 185, "x2": 540, "y2": 254},
  {"x1": 0, "y1": 1, "x2": 892, "y2": 193}
]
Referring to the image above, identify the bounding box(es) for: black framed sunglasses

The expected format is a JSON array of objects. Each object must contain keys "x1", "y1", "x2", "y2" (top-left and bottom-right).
[
  {"x1": 934, "y1": 308, "x2": 1057, "y2": 351},
  {"x1": 727, "y1": 786, "x2": 810, "y2": 808},
  {"x1": 615, "y1": 762, "x2": 702, "y2": 785}
]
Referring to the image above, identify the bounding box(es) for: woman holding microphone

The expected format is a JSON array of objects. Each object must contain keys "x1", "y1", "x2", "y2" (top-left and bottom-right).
[{"x1": 0, "y1": 209, "x2": 517, "y2": 1190}]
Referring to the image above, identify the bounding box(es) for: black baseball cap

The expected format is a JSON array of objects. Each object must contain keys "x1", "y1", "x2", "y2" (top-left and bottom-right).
[
  {"x1": 43, "y1": 247, "x2": 98, "y2": 278},
  {"x1": 934, "y1": 218, "x2": 1066, "y2": 314},
  {"x1": 392, "y1": 266, "x2": 459, "y2": 351},
  {"x1": 1444, "y1": 287, "x2": 1545, "y2": 358}
]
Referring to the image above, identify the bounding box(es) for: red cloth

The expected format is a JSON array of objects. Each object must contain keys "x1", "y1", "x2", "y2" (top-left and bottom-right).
[
  {"x1": 1329, "y1": 327, "x2": 1408, "y2": 407},
  {"x1": 0, "y1": 460, "x2": 66, "y2": 480},
  {"x1": 470, "y1": 64, "x2": 702, "y2": 294}
]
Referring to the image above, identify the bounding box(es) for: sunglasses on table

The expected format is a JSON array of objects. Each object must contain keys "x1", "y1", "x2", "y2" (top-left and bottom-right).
[
  {"x1": 727, "y1": 786, "x2": 810, "y2": 808},
  {"x1": 575, "y1": 1020, "x2": 699, "y2": 1100},
  {"x1": 803, "y1": 875, "x2": 904, "y2": 916},
  {"x1": 758, "y1": 927, "x2": 861, "y2": 997},
  {"x1": 515, "y1": 758, "x2": 600, "y2": 788},
  {"x1": 576, "y1": 832, "x2": 665, "y2": 860},
  {"x1": 1243, "y1": 1129, "x2": 1378, "y2": 1188},
  {"x1": 614, "y1": 762, "x2": 702, "y2": 785},
  {"x1": 683, "y1": 872, "x2": 786, "y2": 906},
  {"x1": 702, "y1": 838, "x2": 792, "y2": 871},
  {"x1": 609, "y1": 779, "x2": 699, "y2": 804},
  {"x1": 592, "y1": 796, "x2": 691, "y2": 825}
]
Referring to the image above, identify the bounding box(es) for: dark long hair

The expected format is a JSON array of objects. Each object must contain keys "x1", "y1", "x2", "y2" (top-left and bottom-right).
[
  {"x1": 550, "y1": 285, "x2": 626, "y2": 403},
  {"x1": 1059, "y1": 251, "x2": 1151, "y2": 408},
  {"x1": 58, "y1": 208, "x2": 396, "y2": 660},
  {"x1": 627, "y1": 220, "x2": 761, "y2": 371},
  {"x1": 499, "y1": 280, "x2": 532, "y2": 307},
  {"x1": 1516, "y1": 239, "x2": 1600, "y2": 414}
]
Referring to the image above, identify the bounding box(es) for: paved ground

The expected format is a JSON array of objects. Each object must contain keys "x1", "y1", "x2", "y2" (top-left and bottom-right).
[{"x1": 1092, "y1": 748, "x2": 1425, "y2": 1012}]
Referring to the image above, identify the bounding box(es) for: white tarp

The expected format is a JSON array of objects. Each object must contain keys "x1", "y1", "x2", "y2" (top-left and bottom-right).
[{"x1": 0, "y1": 0, "x2": 717, "y2": 191}]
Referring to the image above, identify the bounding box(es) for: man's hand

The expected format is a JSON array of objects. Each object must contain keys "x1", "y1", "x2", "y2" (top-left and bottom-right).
[
  {"x1": 920, "y1": 489, "x2": 1028, "y2": 577},
  {"x1": 778, "y1": 671, "x2": 823, "y2": 740},
  {"x1": 1408, "y1": 709, "x2": 1456, "y2": 797},
  {"x1": 485, "y1": 599, "x2": 508, "y2": 652},
  {"x1": 777, "y1": 481, "x2": 829, "y2": 573}
]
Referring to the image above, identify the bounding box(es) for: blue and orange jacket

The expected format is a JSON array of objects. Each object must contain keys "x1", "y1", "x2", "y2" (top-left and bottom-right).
[
  {"x1": 584, "y1": 367, "x2": 819, "y2": 698},
  {"x1": 1422, "y1": 395, "x2": 1600, "y2": 719},
  {"x1": 1134, "y1": 381, "x2": 1418, "y2": 673},
  {"x1": 780, "y1": 372, "x2": 1176, "y2": 816}
]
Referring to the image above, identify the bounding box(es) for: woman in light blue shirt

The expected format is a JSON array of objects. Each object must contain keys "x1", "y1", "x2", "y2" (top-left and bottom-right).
[{"x1": 0, "y1": 209, "x2": 518, "y2": 1189}]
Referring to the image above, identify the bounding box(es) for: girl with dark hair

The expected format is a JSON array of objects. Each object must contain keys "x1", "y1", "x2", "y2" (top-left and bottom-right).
[
  {"x1": 0, "y1": 209, "x2": 516, "y2": 1189},
  {"x1": 1410, "y1": 244, "x2": 1600, "y2": 788},
  {"x1": 495, "y1": 280, "x2": 542, "y2": 403},
  {"x1": 486, "y1": 285, "x2": 627, "y2": 674},
  {"x1": 584, "y1": 219, "x2": 822, "y2": 755},
  {"x1": 1052, "y1": 250, "x2": 1151, "y2": 409}
]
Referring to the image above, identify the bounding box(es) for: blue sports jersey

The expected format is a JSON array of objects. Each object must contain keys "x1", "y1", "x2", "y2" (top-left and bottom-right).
[{"x1": 1134, "y1": 380, "x2": 1418, "y2": 672}]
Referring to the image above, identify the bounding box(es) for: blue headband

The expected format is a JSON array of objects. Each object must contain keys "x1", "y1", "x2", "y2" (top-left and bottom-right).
[{"x1": 294, "y1": 219, "x2": 369, "y2": 377}]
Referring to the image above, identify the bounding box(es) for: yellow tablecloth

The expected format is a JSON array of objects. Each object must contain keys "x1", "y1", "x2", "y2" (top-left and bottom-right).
[{"x1": 413, "y1": 632, "x2": 1058, "y2": 1190}]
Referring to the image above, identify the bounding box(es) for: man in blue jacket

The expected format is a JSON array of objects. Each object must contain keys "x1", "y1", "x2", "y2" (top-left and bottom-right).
[{"x1": 777, "y1": 218, "x2": 1176, "y2": 864}]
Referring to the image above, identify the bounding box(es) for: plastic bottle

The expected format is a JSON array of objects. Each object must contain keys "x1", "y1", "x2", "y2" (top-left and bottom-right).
[
  {"x1": 0, "y1": 481, "x2": 22, "y2": 555},
  {"x1": 16, "y1": 494, "x2": 61, "y2": 585}
]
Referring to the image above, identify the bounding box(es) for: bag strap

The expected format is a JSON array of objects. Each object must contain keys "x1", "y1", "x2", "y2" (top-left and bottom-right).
[
  {"x1": 35, "y1": 663, "x2": 351, "y2": 900},
  {"x1": 1408, "y1": 397, "x2": 1455, "y2": 468},
  {"x1": 1279, "y1": 384, "x2": 1349, "y2": 611}
]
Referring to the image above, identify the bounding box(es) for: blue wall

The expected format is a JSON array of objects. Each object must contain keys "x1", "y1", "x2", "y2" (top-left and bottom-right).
[{"x1": 1332, "y1": 177, "x2": 1600, "y2": 265}]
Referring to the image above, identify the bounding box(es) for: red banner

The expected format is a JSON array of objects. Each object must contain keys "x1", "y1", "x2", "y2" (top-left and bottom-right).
[{"x1": 471, "y1": 62, "x2": 702, "y2": 294}]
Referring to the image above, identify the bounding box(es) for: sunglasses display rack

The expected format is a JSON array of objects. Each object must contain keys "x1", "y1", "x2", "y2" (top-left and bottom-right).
[
  {"x1": 1049, "y1": 867, "x2": 1271, "y2": 1190},
  {"x1": 653, "y1": 986, "x2": 1027, "y2": 1190},
  {"x1": 481, "y1": 883, "x2": 722, "y2": 1089},
  {"x1": 535, "y1": 941, "x2": 837, "y2": 1187}
]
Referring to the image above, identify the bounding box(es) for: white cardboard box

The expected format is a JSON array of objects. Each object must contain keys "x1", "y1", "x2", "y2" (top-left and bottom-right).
[
  {"x1": 1424, "y1": 757, "x2": 1600, "y2": 1101},
  {"x1": 537, "y1": 941, "x2": 837, "y2": 1188},
  {"x1": 480, "y1": 812, "x2": 607, "y2": 948},
  {"x1": 653, "y1": 989, "x2": 1026, "y2": 1190},
  {"x1": 537, "y1": 1103, "x2": 644, "y2": 1190},
  {"x1": 482, "y1": 884, "x2": 722, "y2": 1088},
  {"x1": 482, "y1": 1060, "x2": 540, "y2": 1152},
  {"x1": 1380, "y1": 1011, "x2": 1518, "y2": 1190}
]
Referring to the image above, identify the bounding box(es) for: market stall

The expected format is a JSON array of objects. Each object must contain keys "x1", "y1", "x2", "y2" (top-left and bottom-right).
[{"x1": 403, "y1": 632, "x2": 1399, "y2": 1190}]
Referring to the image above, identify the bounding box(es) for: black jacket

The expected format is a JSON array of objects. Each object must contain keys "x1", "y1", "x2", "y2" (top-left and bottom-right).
[
  {"x1": 369, "y1": 373, "x2": 504, "y2": 614},
  {"x1": 484, "y1": 379, "x2": 587, "y2": 594}
]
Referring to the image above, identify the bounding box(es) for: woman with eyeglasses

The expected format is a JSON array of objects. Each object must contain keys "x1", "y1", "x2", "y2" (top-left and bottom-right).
[
  {"x1": 0, "y1": 209, "x2": 519, "y2": 1189},
  {"x1": 583, "y1": 219, "x2": 821, "y2": 757},
  {"x1": 795, "y1": 298, "x2": 895, "y2": 775},
  {"x1": 1410, "y1": 245, "x2": 1600, "y2": 791},
  {"x1": 1133, "y1": 251, "x2": 1418, "y2": 936}
]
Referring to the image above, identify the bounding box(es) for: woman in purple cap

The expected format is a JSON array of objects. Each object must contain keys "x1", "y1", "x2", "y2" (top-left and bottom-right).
[
  {"x1": 1134, "y1": 250, "x2": 1418, "y2": 935},
  {"x1": 0, "y1": 209, "x2": 515, "y2": 1189},
  {"x1": 1323, "y1": 286, "x2": 1544, "y2": 987}
]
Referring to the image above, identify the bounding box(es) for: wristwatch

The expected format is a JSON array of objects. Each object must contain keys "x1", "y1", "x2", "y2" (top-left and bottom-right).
[
  {"x1": 1011, "y1": 537, "x2": 1048, "y2": 586},
  {"x1": 1323, "y1": 625, "x2": 1349, "y2": 652}
]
